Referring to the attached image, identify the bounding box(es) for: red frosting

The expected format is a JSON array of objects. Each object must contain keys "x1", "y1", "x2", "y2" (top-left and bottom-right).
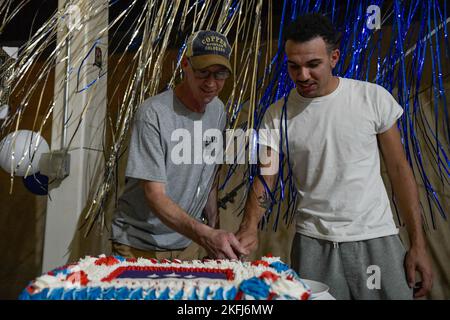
[
  {"x1": 66, "y1": 271, "x2": 89, "y2": 285},
  {"x1": 301, "y1": 291, "x2": 311, "y2": 300},
  {"x1": 251, "y1": 260, "x2": 269, "y2": 267},
  {"x1": 259, "y1": 271, "x2": 280, "y2": 282},
  {"x1": 95, "y1": 256, "x2": 120, "y2": 266},
  {"x1": 26, "y1": 286, "x2": 37, "y2": 294},
  {"x1": 267, "y1": 291, "x2": 276, "y2": 300},
  {"x1": 101, "y1": 266, "x2": 235, "y2": 282},
  {"x1": 234, "y1": 291, "x2": 244, "y2": 300}
]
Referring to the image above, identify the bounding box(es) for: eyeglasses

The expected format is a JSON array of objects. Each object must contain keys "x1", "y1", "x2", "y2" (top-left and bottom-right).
[{"x1": 188, "y1": 59, "x2": 231, "y2": 80}]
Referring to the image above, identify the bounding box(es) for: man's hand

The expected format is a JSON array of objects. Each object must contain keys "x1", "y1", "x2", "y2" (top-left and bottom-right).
[
  {"x1": 235, "y1": 225, "x2": 258, "y2": 256},
  {"x1": 405, "y1": 246, "x2": 433, "y2": 298},
  {"x1": 200, "y1": 228, "x2": 249, "y2": 260},
  {"x1": 142, "y1": 181, "x2": 246, "y2": 260}
]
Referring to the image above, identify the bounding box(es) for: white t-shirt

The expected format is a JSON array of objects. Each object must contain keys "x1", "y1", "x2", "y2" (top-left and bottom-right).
[{"x1": 259, "y1": 77, "x2": 404, "y2": 242}]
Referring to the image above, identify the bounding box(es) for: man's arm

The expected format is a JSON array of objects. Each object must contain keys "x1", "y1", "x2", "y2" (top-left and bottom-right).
[
  {"x1": 203, "y1": 167, "x2": 221, "y2": 229},
  {"x1": 141, "y1": 180, "x2": 247, "y2": 259},
  {"x1": 236, "y1": 146, "x2": 278, "y2": 255},
  {"x1": 378, "y1": 125, "x2": 433, "y2": 298}
]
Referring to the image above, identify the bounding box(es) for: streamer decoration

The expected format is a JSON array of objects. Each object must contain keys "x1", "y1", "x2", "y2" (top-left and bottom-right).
[{"x1": 0, "y1": 0, "x2": 448, "y2": 233}]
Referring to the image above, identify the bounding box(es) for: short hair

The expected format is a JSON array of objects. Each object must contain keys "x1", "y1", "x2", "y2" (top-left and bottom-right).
[{"x1": 284, "y1": 13, "x2": 340, "y2": 51}]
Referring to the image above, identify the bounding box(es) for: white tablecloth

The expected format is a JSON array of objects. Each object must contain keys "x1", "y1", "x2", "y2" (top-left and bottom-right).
[{"x1": 311, "y1": 292, "x2": 336, "y2": 300}]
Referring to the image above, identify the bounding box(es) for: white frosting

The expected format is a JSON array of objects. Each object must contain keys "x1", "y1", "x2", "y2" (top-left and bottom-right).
[{"x1": 270, "y1": 277, "x2": 308, "y2": 299}]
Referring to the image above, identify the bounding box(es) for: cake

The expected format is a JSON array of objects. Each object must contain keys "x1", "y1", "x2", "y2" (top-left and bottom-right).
[{"x1": 20, "y1": 255, "x2": 311, "y2": 300}]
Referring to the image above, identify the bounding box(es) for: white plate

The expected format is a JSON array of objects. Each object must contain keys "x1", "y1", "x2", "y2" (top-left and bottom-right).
[{"x1": 302, "y1": 279, "x2": 330, "y2": 297}]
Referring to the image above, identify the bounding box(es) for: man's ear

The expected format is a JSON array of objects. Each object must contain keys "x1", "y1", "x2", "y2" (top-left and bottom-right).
[
  {"x1": 180, "y1": 56, "x2": 189, "y2": 69},
  {"x1": 330, "y1": 49, "x2": 340, "y2": 68}
]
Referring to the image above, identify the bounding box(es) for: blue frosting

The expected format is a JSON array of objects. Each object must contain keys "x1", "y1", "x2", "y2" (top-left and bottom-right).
[
  {"x1": 202, "y1": 287, "x2": 211, "y2": 300},
  {"x1": 41, "y1": 289, "x2": 51, "y2": 300},
  {"x1": 18, "y1": 290, "x2": 30, "y2": 300},
  {"x1": 188, "y1": 288, "x2": 198, "y2": 300},
  {"x1": 19, "y1": 276, "x2": 281, "y2": 300},
  {"x1": 51, "y1": 268, "x2": 70, "y2": 277},
  {"x1": 87, "y1": 287, "x2": 102, "y2": 300},
  {"x1": 116, "y1": 287, "x2": 130, "y2": 299},
  {"x1": 48, "y1": 288, "x2": 64, "y2": 300},
  {"x1": 269, "y1": 261, "x2": 290, "y2": 273},
  {"x1": 239, "y1": 277, "x2": 270, "y2": 299},
  {"x1": 144, "y1": 289, "x2": 156, "y2": 300},
  {"x1": 158, "y1": 288, "x2": 170, "y2": 300},
  {"x1": 129, "y1": 288, "x2": 143, "y2": 300},
  {"x1": 62, "y1": 288, "x2": 75, "y2": 300},
  {"x1": 213, "y1": 287, "x2": 224, "y2": 300},
  {"x1": 225, "y1": 287, "x2": 237, "y2": 300},
  {"x1": 19, "y1": 279, "x2": 277, "y2": 300},
  {"x1": 173, "y1": 289, "x2": 184, "y2": 300},
  {"x1": 30, "y1": 288, "x2": 49, "y2": 300},
  {"x1": 103, "y1": 287, "x2": 115, "y2": 300},
  {"x1": 28, "y1": 289, "x2": 38, "y2": 300},
  {"x1": 75, "y1": 288, "x2": 88, "y2": 300},
  {"x1": 114, "y1": 255, "x2": 126, "y2": 262}
]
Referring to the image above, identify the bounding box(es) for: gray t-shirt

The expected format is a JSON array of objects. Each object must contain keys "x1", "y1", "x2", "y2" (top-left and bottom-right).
[{"x1": 111, "y1": 89, "x2": 226, "y2": 251}]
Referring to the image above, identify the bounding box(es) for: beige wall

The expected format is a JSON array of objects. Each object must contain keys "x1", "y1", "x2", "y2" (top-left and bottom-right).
[{"x1": 0, "y1": 61, "x2": 53, "y2": 299}]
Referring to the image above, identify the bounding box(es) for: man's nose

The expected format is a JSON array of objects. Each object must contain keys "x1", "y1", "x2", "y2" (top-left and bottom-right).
[
  {"x1": 204, "y1": 75, "x2": 216, "y2": 86},
  {"x1": 297, "y1": 67, "x2": 310, "y2": 81}
]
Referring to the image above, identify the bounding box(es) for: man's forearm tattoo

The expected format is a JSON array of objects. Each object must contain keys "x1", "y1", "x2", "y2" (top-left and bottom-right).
[{"x1": 258, "y1": 191, "x2": 271, "y2": 210}]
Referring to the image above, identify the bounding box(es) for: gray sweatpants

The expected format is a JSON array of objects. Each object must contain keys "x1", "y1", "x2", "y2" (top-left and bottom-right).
[{"x1": 291, "y1": 233, "x2": 413, "y2": 300}]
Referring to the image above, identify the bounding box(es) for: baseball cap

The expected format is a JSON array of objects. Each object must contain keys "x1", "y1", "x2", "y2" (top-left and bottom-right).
[{"x1": 185, "y1": 30, "x2": 232, "y2": 72}]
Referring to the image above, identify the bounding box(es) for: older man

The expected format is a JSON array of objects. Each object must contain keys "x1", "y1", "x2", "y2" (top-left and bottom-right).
[{"x1": 112, "y1": 30, "x2": 247, "y2": 260}]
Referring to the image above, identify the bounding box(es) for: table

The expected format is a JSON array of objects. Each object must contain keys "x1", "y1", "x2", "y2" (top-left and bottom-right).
[{"x1": 311, "y1": 292, "x2": 336, "y2": 300}]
